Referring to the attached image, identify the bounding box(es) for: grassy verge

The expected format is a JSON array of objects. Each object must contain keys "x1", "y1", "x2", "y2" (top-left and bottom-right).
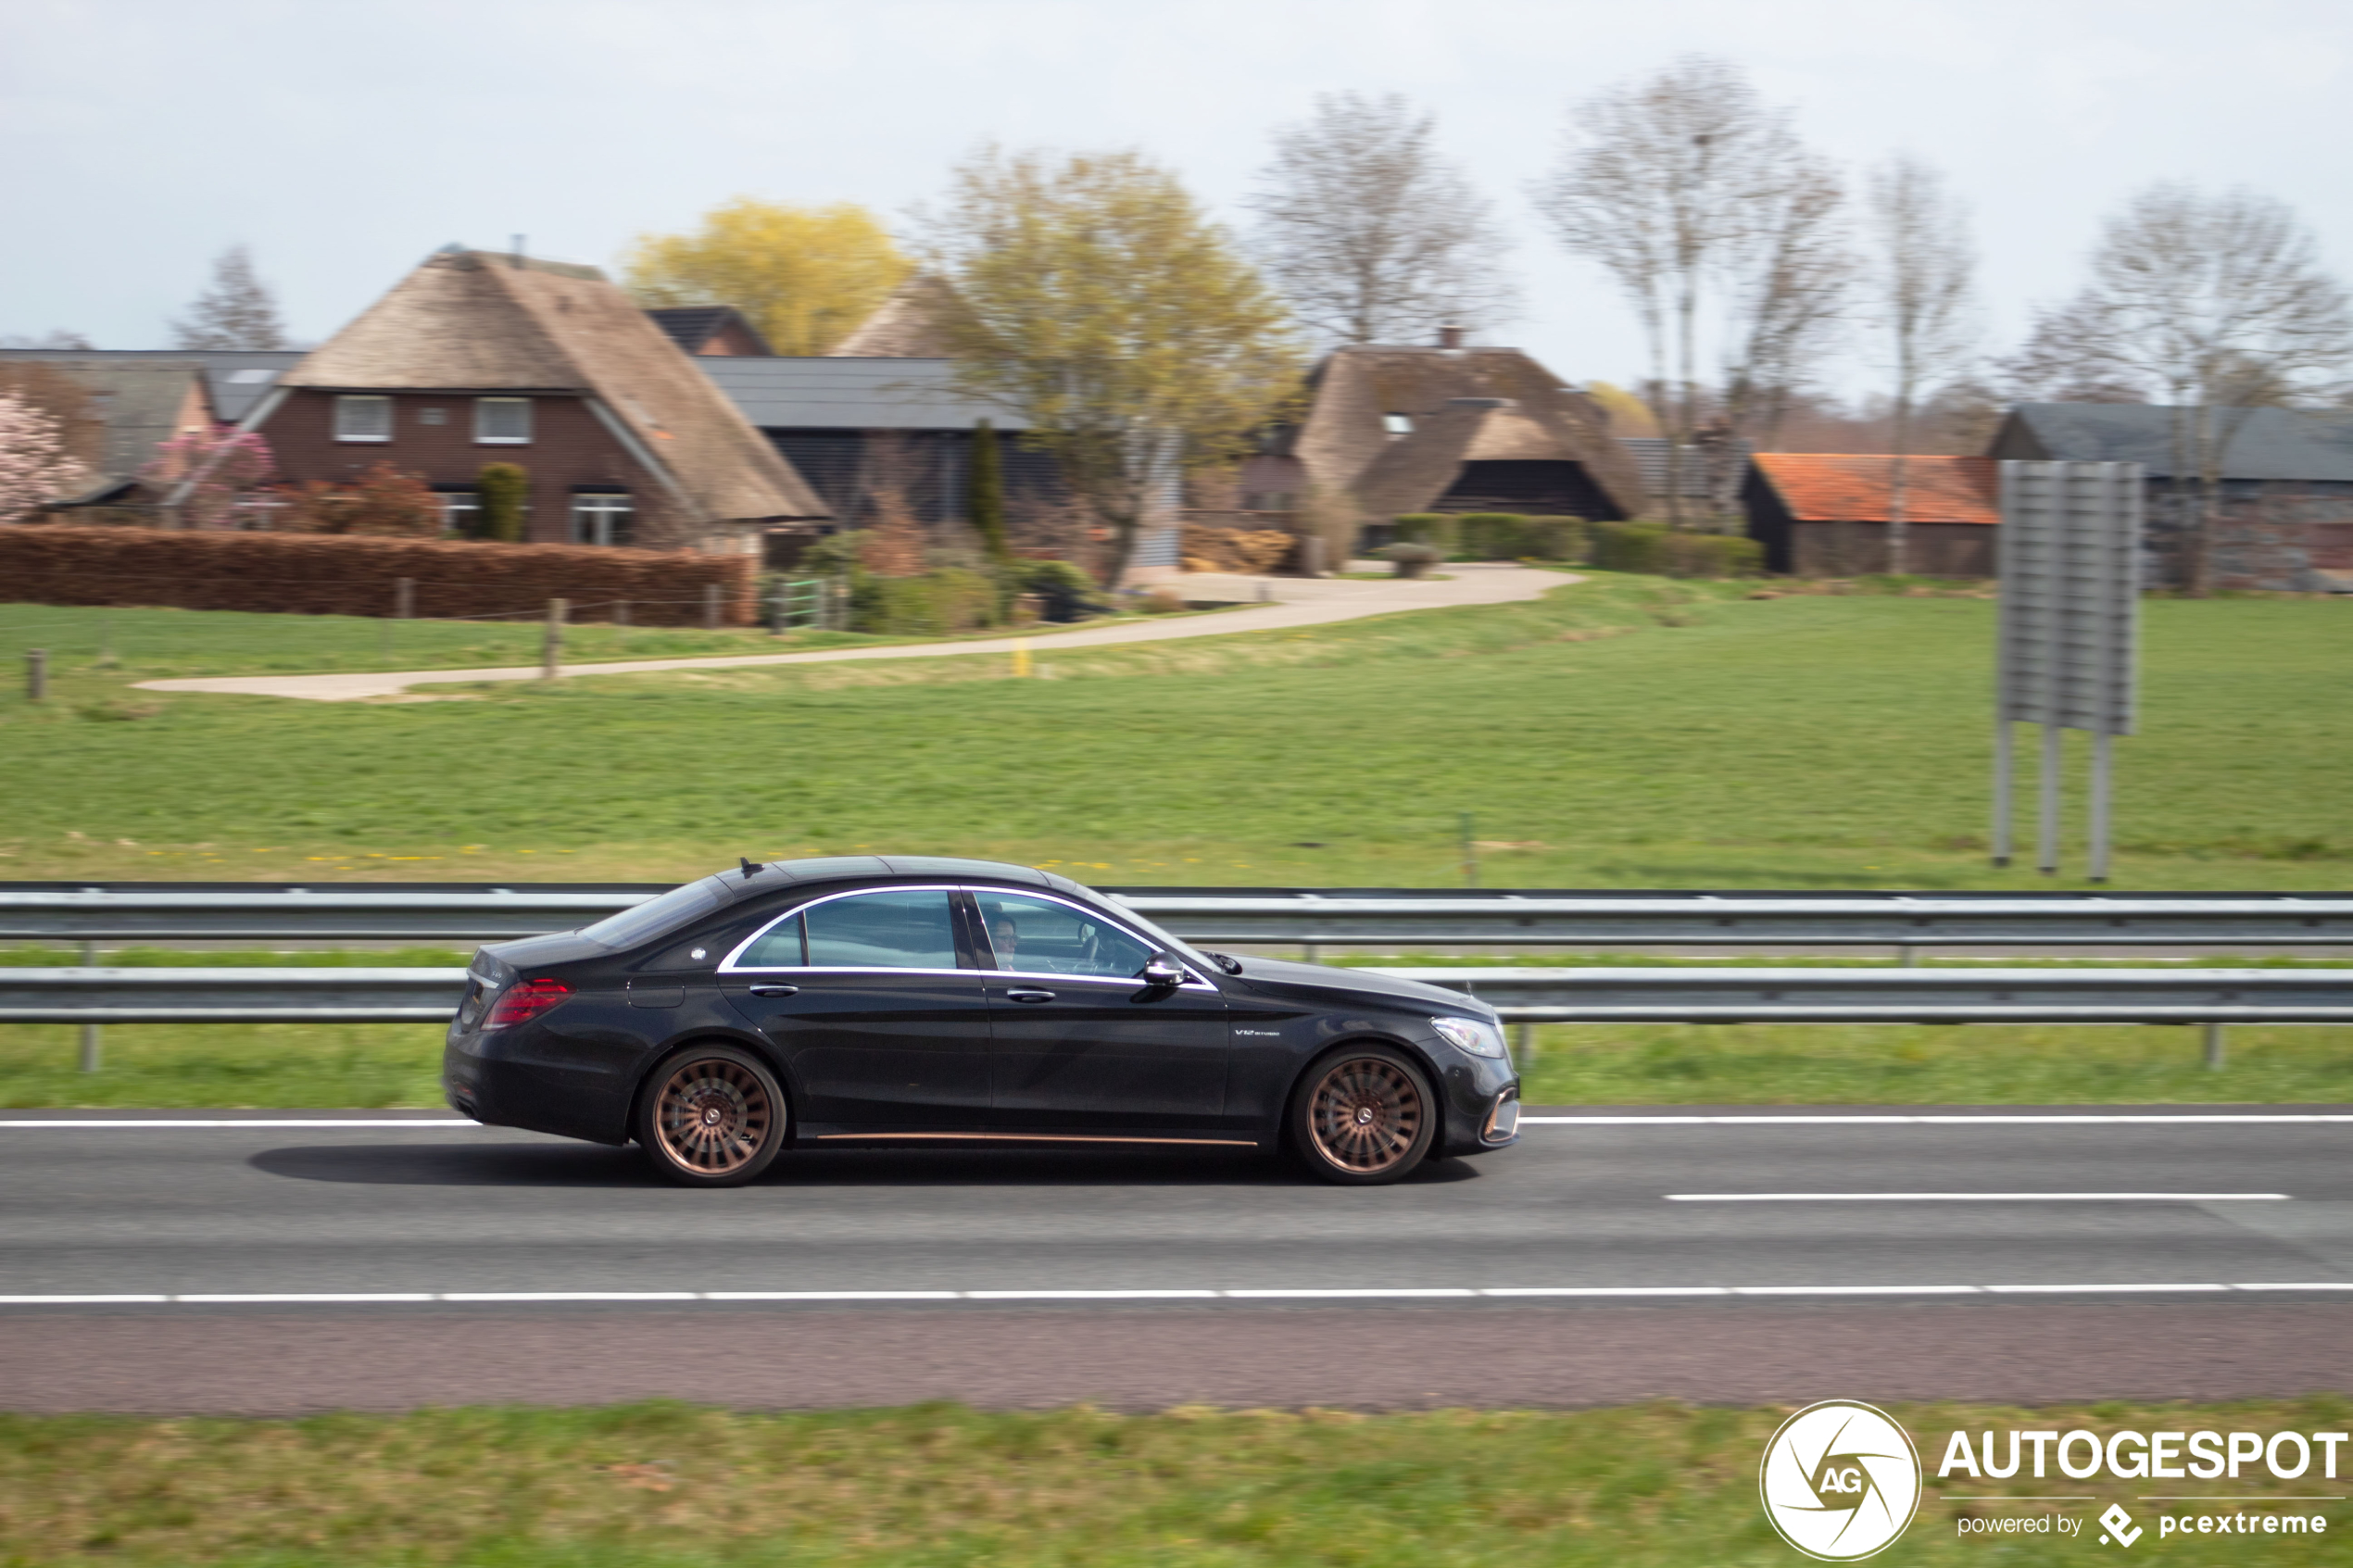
[
  {"x1": 1, "y1": 576, "x2": 2346, "y2": 888},
  {"x1": 1, "y1": 1399, "x2": 2346, "y2": 1566}
]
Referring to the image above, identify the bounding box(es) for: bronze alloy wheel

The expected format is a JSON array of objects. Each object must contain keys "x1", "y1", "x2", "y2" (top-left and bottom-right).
[
  {"x1": 1295, "y1": 1047, "x2": 1435, "y2": 1185},
  {"x1": 637, "y1": 1046, "x2": 786, "y2": 1185}
]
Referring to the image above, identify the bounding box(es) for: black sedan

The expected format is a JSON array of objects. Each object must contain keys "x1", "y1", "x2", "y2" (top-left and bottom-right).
[{"x1": 444, "y1": 856, "x2": 1521, "y2": 1186}]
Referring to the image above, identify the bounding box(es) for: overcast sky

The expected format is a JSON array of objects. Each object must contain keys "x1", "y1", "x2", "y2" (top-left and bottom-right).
[{"x1": 5, "y1": 0, "x2": 2348, "y2": 399}]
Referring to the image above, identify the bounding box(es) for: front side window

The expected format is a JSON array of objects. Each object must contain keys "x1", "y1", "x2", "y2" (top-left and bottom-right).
[
  {"x1": 334, "y1": 395, "x2": 392, "y2": 443},
  {"x1": 800, "y1": 890, "x2": 960, "y2": 970},
  {"x1": 972, "y1": 891, "x2": 1156, "y2": 979},
  {"x1": 475, "y1": 397, "x2": 532, "y2": 445},
  {"x1": 571, "y1": 492, "x2": 635, "y2": 546}
]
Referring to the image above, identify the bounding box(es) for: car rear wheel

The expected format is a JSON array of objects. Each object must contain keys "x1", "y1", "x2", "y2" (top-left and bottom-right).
[
  {"x1": 1290, "y1": 1045, "x2": 1436, "y2": 1185},
  {"x1": 635, "y1": 1044, "x2": 786, "y2": 1186}
]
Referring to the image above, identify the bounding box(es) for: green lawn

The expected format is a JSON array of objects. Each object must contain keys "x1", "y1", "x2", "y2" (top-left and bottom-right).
[
  {"x1": 2, "y1": 1398, "x2": 2346, "y2": 1567},
  {"x1": 0, "y1": 577, "x2": 2346, "y2": 889}
]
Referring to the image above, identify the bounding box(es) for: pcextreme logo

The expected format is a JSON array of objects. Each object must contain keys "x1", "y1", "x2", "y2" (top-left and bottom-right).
[{"x1": 1760, "y1": 1400, "x2": 1925, "y2": 1561}]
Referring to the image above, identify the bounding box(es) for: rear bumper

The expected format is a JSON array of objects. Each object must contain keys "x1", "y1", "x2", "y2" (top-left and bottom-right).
[{"x1": 443, "y1": 1029, "x2": 633, "y2": 1145}]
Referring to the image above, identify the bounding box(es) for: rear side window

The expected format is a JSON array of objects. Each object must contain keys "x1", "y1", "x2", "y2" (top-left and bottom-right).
[
  {"x1": 802, "y1": 890, "x2": 960, "y2": 970},
  {"x1": 580, "y1": 877, "x2": 727, "y2": 949},
  {"x1": 736, "y1": 912, "x2": 804, "y2": 968}
]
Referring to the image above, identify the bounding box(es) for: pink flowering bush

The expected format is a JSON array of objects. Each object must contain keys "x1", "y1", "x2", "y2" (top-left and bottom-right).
[
  {"x1": 140, "y1": 424, "x2": 276, "y2": 528},
  {"x1": 0, "y1": 393, "x2": 86, "y2": 522}
]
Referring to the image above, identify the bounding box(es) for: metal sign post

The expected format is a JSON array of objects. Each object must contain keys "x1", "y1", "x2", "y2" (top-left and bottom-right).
[{"x1": 1993, "y1": 461, "x2": 2142, "y2": 882}]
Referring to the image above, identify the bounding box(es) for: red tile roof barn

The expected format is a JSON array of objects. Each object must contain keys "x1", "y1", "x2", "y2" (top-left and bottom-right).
[{"x1": 1752, "y1": 454, "x2": 2000, "y2": 525}]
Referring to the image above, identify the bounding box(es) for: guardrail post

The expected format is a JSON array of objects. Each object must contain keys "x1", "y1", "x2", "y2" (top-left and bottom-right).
[
  {"x1": 78, "y1": 941, "x2": 100, "y2": 1073},
  {"x1": 26, "y1": 649, "x2": 46, "y2": 702},
  {"x1": 542, "y1": 598, "x2": 566, "y2": 680},
  {"x1": 1515, "y1": 1022, "x2": 1535, "y2": 1063},
  {"x1": 2204, "y1": 1022, "x2": 2226, "y2": 1071},
  {"x1": 703, "y1": 583, "x2": 721, "y2": 631}
]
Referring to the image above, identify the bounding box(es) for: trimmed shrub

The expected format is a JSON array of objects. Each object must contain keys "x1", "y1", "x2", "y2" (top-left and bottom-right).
[
  {"x1": 1390, "y1": 513, "x2": 1456, "y2": 558},
  {"x1": 475, "y1": 463, "x2": 527, "y2": 543},
  {"x1": 282, "y1": 463, "x2": 441, "y2": 537},
  {"x1": 0, "y1": 525, "x2": 758, "y2": 623},
  {"x1": 1390, "y1": 512, "x2": 1587, "y2": 561},
  {"x1": 1006, "y1": 558, "x2": 1105, "y2": 623},
  {"x1": 1589, "y1": 522, "x2": 1764, "y2": 579},
  {"x1": 849, "y1": 567, "x2": 1000, "y2": 635},
  {"x1": 1378, "y1": 542, "x2": 1442, "y2": 579},
  {"x1": 967, "y1": 419, "x2": 1010, "y2": 561}
]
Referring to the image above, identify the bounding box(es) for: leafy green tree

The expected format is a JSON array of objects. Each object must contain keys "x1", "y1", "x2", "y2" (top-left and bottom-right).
[
  {"x1": 622, "y1": 199, "x2": 912, "y2": 356},
  {"x1": 924, "y1": 148, "x2": 1302, "y2": 582}
]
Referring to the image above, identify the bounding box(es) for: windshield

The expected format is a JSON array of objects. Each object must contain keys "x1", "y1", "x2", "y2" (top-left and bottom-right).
[{"x1": 579, "y1": 876, "x2": 729, "y2": 949}]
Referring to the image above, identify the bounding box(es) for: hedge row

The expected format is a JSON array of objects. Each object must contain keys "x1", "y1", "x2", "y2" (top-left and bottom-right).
[
  {"x1": 0, "y1": 525, "x2": 759, "y2": 625},
  {"x1": 1588, "y1": 522, "x2": 1764, "y2": 579},
  {"x1": 1390, "y1": 513, "x2": 1587, "y2": 562}
]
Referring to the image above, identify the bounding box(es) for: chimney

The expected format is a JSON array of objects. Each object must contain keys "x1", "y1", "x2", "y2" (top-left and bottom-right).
[{"x1": 1437, "y1": 323, "x2": 1465, "y2": 350}]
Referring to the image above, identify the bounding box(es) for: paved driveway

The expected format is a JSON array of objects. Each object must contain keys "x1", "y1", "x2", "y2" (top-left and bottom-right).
[{"x1": 138, "y1": 563, "x2": 1570, "y2": 703}]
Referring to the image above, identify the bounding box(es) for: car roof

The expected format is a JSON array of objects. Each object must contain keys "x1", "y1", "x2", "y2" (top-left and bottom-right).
[{"x1": 721, "y1": 855, "x2": 1091, "y2": 900}]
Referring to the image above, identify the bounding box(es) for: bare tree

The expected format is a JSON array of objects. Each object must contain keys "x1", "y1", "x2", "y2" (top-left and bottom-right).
[
  {"x1": 1245, "y1": 92, "x2": 1519, "y2": 346},
  {"x1": 1863, "y1": 155, "x2": 1976, "y2": 574},
  {"x1": 1718, "y1": 150, "x2": 1852, "y2": 483},
  {"x1": 2005, "y1": 184, "x2": 2353, "y2": 592},
  {"x1": 1531, "y1": 56, "x2": 1821, "y2": 527},
  {"x1": 170, "y1": 245, "x2": 289, "y2": 351}
]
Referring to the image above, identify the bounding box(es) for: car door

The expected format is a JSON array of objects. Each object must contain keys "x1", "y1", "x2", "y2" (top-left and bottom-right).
[
  {"x1": 966, "y1": 888, "x2": 1233, "y2": 1134},
  {"x1": 717, "y1": 886, "x2": 993, "y2": 1131}
]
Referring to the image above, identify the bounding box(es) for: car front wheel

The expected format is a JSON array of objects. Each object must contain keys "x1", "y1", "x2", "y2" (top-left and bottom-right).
[
  {"x1": 1290, "y1": 1045, "x2": 1436, "y2": 1185},
  {"x1": 635, "y1": 1044, "x2": 787, "y2": 1186}
]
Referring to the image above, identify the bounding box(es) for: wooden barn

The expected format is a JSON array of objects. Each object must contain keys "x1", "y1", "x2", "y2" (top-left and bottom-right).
[{"x1": 1743, "y1": 454, "x2": 2000, "y2": 576}]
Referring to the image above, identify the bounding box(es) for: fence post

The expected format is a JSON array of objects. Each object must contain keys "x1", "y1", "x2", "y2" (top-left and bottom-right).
[
  {"x1": 394, "y1": 577, "x2": 414, "y2": 620},
  {"x1": 704, "y1": 583, "x2": 721, "y2": 631},
  {"x1": 614, "y1": 598, "x2": 629, "y2": 627},
  {"x1": 79, "y1": 940, "x2": 101, "y2": 1073},
  {"x1": 25, "y1": 649, "x2": 45, "y2": 701},
  {"x1": 543, "y1": 598, "x2": 566, "y2": 681}
]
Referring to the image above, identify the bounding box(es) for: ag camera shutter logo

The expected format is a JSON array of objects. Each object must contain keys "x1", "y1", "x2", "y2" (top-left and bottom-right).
[{"x1": 1760, "y1": 1400, "x2": 1923, "y2": 1560}]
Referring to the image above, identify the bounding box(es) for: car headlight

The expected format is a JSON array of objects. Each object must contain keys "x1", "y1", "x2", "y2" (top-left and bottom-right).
[{"x1": 1430, "y1": 1015, "x2": 1506, "y2": 1058}]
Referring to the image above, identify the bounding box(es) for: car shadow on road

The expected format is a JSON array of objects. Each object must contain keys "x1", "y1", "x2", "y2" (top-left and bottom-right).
[{"x1": 245, "y1": 1143, "x2": 1485, "y2": 1189}]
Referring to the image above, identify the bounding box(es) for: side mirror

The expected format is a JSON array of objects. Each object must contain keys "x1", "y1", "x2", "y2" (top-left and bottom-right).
[{"x1": 1139, "y1": 954, "x2": 1187, "y2": 988}]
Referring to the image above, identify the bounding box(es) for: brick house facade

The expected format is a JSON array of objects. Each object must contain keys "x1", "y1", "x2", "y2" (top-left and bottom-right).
[{"x1": 238, "y1": 249, "x2": 826, "y2": 550}]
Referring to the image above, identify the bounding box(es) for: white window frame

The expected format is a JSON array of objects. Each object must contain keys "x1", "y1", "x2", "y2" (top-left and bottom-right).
[
  {"x1": 333, "y1": 395, "x2": 392, "y2": 443},
  {"x1": 569, "y1": 492, "x2": 635, "y2": 547},
  {"x1": 1383, "y1": 412, "x2": 1414, "y2": 437},
  {"x1": 474, "y1": 396, "x2": 533, "y2": 445},
  {"x1": 436, "y1": 490, "x2": 481, "y2": 534}
]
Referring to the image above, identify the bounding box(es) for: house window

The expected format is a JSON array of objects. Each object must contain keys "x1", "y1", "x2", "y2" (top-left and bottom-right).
[
  {"x1": 436, "y1": 489, "x2": 481, "y2": 535},
  {"x1": 1383, "y1": 413, "x2": 1414, "y2": 437},
  {"x1": 474, "y1": 397, "x2": 532, "y2": 445},
  {"x1": 571, "y1": 492, "x2": 634, "y2": 547},
  {"x1": 334, "y1": 395, "x2": 392, "y2": 443}
]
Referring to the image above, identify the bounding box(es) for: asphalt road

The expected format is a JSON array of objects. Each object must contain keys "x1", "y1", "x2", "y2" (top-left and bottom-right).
[{"x1": 5, "y1": 1108, "x2": 2349, "y2": 1413}]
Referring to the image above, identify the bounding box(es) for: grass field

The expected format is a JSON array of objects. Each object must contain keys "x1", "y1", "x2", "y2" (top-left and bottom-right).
[
  {"x1": 1, "y1": 577, "x2": 2347, "y2": 889},
  {"x1": 1, "y1": 1397, "x2": 2345, "y2": 1566}
]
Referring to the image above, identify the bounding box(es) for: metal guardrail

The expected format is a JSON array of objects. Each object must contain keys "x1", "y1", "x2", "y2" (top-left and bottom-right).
[
  {"x1": 3, "y1": 884, "x2": 2352, "y2": 947},
  {"x1": 3, "y1": 966, "x2": 2348, "y2": 1026}
]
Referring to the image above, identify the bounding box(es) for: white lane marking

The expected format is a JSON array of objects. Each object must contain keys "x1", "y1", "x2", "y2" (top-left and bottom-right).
[
  {"x1": 1668, "y1": 1192, "x2": 2290, "y2": 1202},
  {"x1": 6, "y1": 1282, "x2": 2350, "y2": 1306},
  {"x1": 1523, "y1": 1114, "x2": 2353, "y2": 1124},
  {"x1": 0, "y1": 1120, "x2": 476, "y2": 1129}
]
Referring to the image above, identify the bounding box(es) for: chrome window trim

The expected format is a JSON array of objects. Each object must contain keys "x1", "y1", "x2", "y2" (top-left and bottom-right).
[
  {"x1": 963, "y1": 886, "x2": 1219, "y2": 992},
  {"x1": 718, "y1": 884, "x2": 969, "y2": 974},
  {"x1": 717, "y1": 882, "x2": 1217, "y2": 992}
]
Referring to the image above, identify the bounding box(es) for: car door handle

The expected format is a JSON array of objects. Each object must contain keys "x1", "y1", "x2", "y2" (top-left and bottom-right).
[
  {"x1": 1003, "y1": 988, "x2": 1057, "y2": 1004},
  {"x1": 746, "y1": 985, "x2": 799, "y2": 997}
]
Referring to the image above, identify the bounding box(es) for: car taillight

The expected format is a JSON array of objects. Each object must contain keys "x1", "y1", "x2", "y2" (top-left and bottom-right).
[{"x1": 485, "y1": 978, "x2": 572, "y2": 1029}]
